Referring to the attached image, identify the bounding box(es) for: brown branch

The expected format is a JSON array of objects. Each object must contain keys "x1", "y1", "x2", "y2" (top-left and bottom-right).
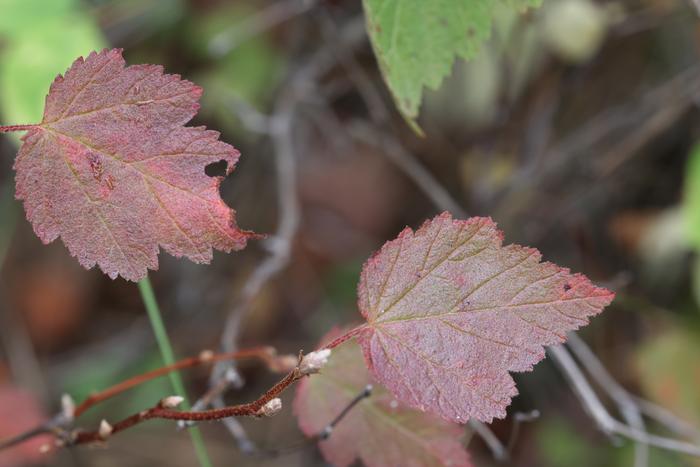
[
  {"x1": 0, "y1": 124, "x2": 38, "y2": 133},
  {"x1": 323, "y1": 325, "x2": 366, "y2": 350},
  {"x1": 74, "y1": 346, "x2": 283, "y2": 418},
  {"x1": 0, "y1": 347, "x2": 295, "y2": 453},
  {"x1": 71, "y1": 365, "x2": 306, "y2": 446}
]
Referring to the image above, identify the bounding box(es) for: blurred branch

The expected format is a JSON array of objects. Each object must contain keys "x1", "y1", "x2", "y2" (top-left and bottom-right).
[
  {"x1": 68, "y1": 364, "x2": 304, "y2": 448},
  {"x1": 468, "y1": 420, "x2": 508, "y2": 462},
  {"x1": 208, "y1": 0, "x2": 319, "y2": 57},
  {"x1": 468, "y1": 410, "x2": 540, "y2": 463},
  {"x1": 549, "y1": 344, "x2": 700, "y2": 457},
  {"x1": 74, "y1": 347, "x2": 290, "y2": 418},
  {"x1": 349, "y1": 121, "x2": 467, "y2": 218},
  {"x1": 568, "y1": 333, "x2": 700, "y2": 441},
  {"x1": 185, "y1": 16, "x2": 368, "y2": 448},
  {"x1": 252, "y1": 384, "x2": 373, "y2": 458},
  {"x1": 0, "y1": 347, "x2": 295, "y2": 453},
  {"x1": 690, "y1": 0, "x2": 700, "y2": 16},
  {"x1": 566, "y1": 334, "x2": 649, "y2": 467}
]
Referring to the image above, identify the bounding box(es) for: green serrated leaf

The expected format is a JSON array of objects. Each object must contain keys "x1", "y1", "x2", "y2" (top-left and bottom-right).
[
  {"x1": 684, "y1": 143, "x2": 700, "y2": 250},
  {"x1": 362, "y1": 0, "x2": 541, "y2": 134},
  {"x1": 0, "y1": 0, "x2": 105, "y2": 126}
]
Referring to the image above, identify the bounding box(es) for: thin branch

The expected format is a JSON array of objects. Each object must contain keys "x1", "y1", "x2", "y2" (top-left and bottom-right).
[
  {"x1": 690, "y1": 0, "x2": 700, "y2": 15},
  {"x1": 506, "y1": 410, "x2": 540, "y2": 456},
  {"x1": 632, "y1": 397, "x2": 700, "y2": 441},
  {"x1": 189, "y1": 16, "x2": 368, "y2": 430},
  {"x1": 323, "y1": 325, "x2": 367, "y2": 350},
  {"x1": 468, "y1": 420, "x2": 508, "y2": 462},
  {"x1": 70, "y1": 368, "x2": 302, "y2": 446},
  {"x1": 0, "y1": 347, "x2": 294, "y2": 452},
  {"x1": 255, "y1": 384, "x2": 373, "y2": 458},
  {"x1": 74, "y1": 346, "x2": 283, "y2": 418},
  {"x1": 566, "y1": 333, "x2": 649, "y2": 466},
  {"x1": 0, "y1": 124, "x2": 37, "y2": 133},
  {"x1": 319, "y1": 384, "x2": 373, "y2": 439},
  {"x1": 348, "y1": 121, "x2": 467, "y2": 218},
  {"x1": 208, "y1": 0, "x2": 318, "y2": 57},
  {"x1": 211, "y1": 395, "x2": 257, "y2": 455},
  {"x1": 548, "y1": 345, "x2": 700, "y2": 457}
]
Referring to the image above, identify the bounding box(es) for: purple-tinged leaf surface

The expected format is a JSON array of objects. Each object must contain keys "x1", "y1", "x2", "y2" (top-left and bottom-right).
[
  {"x1": 355, "y1": 212, "x2": 614, "y2": 423},
  {"x1": 294, "y1": 330, "x2": 471, "y2": 467},
  {"x1": 14, "y1": 49, "x2": 255, "y2": 281}
]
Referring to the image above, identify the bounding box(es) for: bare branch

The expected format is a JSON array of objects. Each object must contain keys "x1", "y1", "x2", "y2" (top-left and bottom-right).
[
  {"x1": 690, "y1": 0, "x2": 700, "y2": 16},
  {"x1": 208, "y1": 0, "x2": 319, "y2": 57},
  {"x1": 566, "y1": 333, "x2": 648, "y2": 466},
  {"x1": 468, "y1": 420, "x2": 508, "y2": 462},
  {"x1": 548, "y1": 345, "x2": 700, "y2": 457},
  {"x1": 348, "y1": 121, "x2": 467, "y2": 218}
]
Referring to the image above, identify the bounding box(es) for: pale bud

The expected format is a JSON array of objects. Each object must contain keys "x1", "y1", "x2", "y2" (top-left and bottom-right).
[
  {"x1": 161, "y1": 395, "x2": 185, "y2": 409},
  {"x1": 299, "y1": 349, "x2": 331, "y2": 375},
  {"x1": 98, "y1": 419, "x2": 113, "y2": 439},
  {"x1": 61, "y1": 393, "x2": 75, "y2": 421},
  {"x1": 198, "y1": 350, "x2": 214, "y2": 361},
  {"x1": 257, "y1": 398, "x2": 282, "y2": 417}
]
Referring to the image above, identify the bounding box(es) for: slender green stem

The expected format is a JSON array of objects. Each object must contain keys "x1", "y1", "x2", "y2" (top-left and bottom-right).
[{"x1": 138, "y1": 277, "x2": 214, "y2": 467}]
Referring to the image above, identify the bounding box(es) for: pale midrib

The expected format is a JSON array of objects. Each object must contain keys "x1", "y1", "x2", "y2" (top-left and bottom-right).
[
  {"x1": 44, "y1": 88, "x2": 196, "y2": 125},
  {"x1": 54, "y1": 133, "x2": 144, "y2": 277},
  {"x1": 370, "y1": 220, "x2": 482, "y2": 321},
  {"x1": 375, "y1": 295, "x2": 601, "y2": 325}
]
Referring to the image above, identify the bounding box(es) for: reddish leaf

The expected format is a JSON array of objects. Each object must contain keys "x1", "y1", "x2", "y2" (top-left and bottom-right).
[
  {"x1": 354, "y1": 212, "x2": 614, "y2": 423},
  {"x1": 294, "y1": 330, "x2": 471, "y2": 467},
  {"x1": 13, "y1": 49, "x2": 254, "y2": 281},
  {"x1": 0, "y1": 384, "x2": 52, "y2": 466}
]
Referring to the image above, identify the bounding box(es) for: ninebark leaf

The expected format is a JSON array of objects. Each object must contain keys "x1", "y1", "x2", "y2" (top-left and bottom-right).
[
  {"x1": 294, "y1": 330, "x2": 472, "y2": 467},
  {"x1": 355, "y1": 212, "x2": 614, "y2": 423},
  {"x1": 363, "y1": 0, "x2": 542, "y2": 133},
  {"x1": 13, "y1": 49, "x2": 255, "y2": 281}
]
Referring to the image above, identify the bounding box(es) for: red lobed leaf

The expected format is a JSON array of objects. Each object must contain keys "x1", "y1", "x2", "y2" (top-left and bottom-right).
[
  {"x1": 13, "y1": 49, "x2": 255, "y2": 281},
  {"x1": 354, "y1": 212, "x2": 614, "y2": 423},
  {"x1": 0, "y1": 384, "x2": 52, "y2": 466},
  {"x1": 294, "y1": 329, "x2": 472, "y2": 467}
]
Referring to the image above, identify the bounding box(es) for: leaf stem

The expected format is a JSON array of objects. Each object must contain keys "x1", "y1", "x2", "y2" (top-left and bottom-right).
[
  {"x1": 0, "y1": 124, "x2": 38, "y2": 133},
  {"x1": 138, "y1": 276, "x2": 214, "y2": 467},
  {"x1": 323, "y1": 324, "x2": 367, "y2": 349}
]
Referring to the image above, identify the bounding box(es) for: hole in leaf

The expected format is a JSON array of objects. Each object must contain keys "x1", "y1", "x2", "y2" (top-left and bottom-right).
[{"x1": 205, "y1": 160, "x2": 228, "y2": 177}]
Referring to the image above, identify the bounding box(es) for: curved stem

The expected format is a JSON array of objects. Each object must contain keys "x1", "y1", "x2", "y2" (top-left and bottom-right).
[
  {"x1": 138, "y1": 277, "x2": 214, "y2": 467},
  {"x1": 323, "y1": 325, "x2": 367, "y2": 349},
  {"x1": 0, "y1": 124, "x2": 38, "y2": 133}
]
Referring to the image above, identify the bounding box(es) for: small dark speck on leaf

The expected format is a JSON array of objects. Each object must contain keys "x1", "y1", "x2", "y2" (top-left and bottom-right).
[{"x1": 563, "y1": 283, "x2": 571, "y2": 292}]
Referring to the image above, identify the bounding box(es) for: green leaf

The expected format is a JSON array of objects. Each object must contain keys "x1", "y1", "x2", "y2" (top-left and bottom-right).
[
  {"x1": 0, "y1": 0, "x2": 105, "y2": 125},
  {"x1": 684, "y1": 143, "x2": 700, "y2": 250},
  {"x1": 362, "y1": 0, "x2": 541, "y2": 134}
]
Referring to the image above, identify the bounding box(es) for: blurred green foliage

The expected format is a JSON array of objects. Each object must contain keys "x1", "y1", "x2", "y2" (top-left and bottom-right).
[
  {"x1": 0, "y1": 0, "x2": 105, "y2": 125},
  {"x1": 685, "y1": 144, "x2": 700, "y2": 250},
  {"x1": 187, "y1": 3, "x2": 284, "y2": 134}
]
